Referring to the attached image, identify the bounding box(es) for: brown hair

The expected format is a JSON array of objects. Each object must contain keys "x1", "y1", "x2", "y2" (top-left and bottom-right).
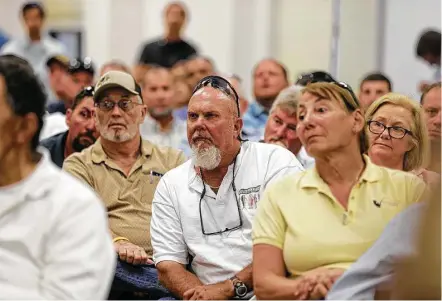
[{"x1": 301, "y1": 82, "x2": 366, "y2": 153}]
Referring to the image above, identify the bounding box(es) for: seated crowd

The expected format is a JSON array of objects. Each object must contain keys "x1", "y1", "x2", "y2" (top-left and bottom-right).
[{"x1": 0, "y1": 1, "x2": 440, "y2": 300}]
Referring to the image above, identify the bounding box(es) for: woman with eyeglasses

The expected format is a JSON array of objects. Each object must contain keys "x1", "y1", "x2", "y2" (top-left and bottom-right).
[
  {"x1": 365, "y1": 93, "x2": 439, "y2": 185},
  {"x1": 252, "y1": 82, "x2": 426, "y2": 300}
]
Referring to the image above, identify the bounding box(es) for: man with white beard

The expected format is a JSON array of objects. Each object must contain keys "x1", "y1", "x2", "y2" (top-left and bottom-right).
[{"x1": 150, "y1": 75, "x2": 304, "y2": 300}]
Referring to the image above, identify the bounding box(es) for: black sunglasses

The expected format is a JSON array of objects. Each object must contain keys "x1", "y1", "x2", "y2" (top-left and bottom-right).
[
  {"x1": 74, "y1": 86, "x2": 94, "y2": 102},
  {"x1": 199, "y1": 157, "x2": 243, "y2": 236},
  {"x1": 296, "y1": 71, "x2": 336, "y2": 85},
  {"x1": 193, "y1": 75, "x2": 240, "y2": 117},
  {"x1": 332, "y1": 81, "x2": 360, "y2": 111}
]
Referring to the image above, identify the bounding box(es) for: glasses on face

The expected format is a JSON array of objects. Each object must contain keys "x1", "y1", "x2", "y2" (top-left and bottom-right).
[
  {"x1": 199, "y1": 157, "x2": 243, "y2": 236},
  {"x1": 94, "y1": 97, "x2": 140, "y2": 112},
  {"x1": 368, "y1": 120, "x2": 412, "y2": 139},
  {"x1": 332, "y1": 81, "x2": 360, "y2": 111},
  {"x1": 193, "y1": 75, "x2": 240, "y2": 117}
]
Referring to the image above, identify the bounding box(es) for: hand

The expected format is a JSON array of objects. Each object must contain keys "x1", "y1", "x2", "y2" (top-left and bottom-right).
[
  {"x1": 183, "y1": 281, "x2": 233, "y2": 300},
  {"x1": 292, "y1": 276, "x2": 316, "y2": 300},
  {"x1": 114, "y1": 240, "x2": 150, "y2": 265},
  {"x1": 299, "y1": 268, "x2": 345, "y2": 300}
]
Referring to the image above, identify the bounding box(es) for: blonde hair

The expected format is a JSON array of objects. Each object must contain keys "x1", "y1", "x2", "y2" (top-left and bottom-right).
[
  {"x1": 365, "y1": 93, "x2": 430, "y2": 171},
  {"x1": 301, "y1": 82, "x2": 366, "y2": 153},
  {"x1": 270, "y1": 85, "x2": 303, "y2": 116}
]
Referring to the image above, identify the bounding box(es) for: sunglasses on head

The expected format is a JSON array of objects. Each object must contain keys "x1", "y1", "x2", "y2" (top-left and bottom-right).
[
  {"x1": 296, "y1": 71, "x2": 336, "y2": 85},
  {"x1": 332, "y1": 81, "x2": 360, "y2": 111},
  {"x1": 78, "y1": 86, "x2": 94, "y2": 98},
  {"x1": 193, "y1": 75, "x2": 240, "y2": 117}
]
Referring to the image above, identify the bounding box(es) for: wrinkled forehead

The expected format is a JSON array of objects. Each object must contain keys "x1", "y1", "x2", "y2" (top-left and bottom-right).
[
  {"x1": 189, "y1": 86, "x2": 235, "y2": 112},
  {"x1": 423, "y1": 88, "x2": 442, "y2": 108}
]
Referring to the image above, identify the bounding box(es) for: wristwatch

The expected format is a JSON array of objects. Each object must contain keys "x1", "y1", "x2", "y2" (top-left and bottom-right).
[{"x1": 230, "y1": 276, "x2": 248, "y2": 298}]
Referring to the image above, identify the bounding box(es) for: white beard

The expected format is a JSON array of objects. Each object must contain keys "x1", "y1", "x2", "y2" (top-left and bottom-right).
[{"x1": 191, "y1": 144, "x2": 222, "y2": 170}]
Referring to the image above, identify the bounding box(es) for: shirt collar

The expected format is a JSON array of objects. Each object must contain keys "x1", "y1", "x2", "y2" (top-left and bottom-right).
[
  {"x1": 249, "y1": 101, "x2": 268, "y2": 118},
  {"x1": 300, "y1": 154, "x2": 382, "y2": 191},
  {"x1": 91, "y1": 138, "x2": 153, "y2": 164}
]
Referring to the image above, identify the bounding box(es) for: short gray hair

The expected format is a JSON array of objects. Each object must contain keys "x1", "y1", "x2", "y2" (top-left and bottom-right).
[{"x1": 270, "y1": 85, "x2": 304, "y2": 115}]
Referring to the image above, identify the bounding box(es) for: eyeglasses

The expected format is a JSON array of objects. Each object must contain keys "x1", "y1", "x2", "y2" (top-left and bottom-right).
[
  {"x1": 94, "y1": 98, "x2": 141, "y2": 112},
  {"x1": 193, "y1": 75, "x2": 240, "y2": 117},
  {"x1": 332, "y1": 81, "x2": 360, "y2": 111},
  {"x1": 368, "y1": 120, "x2": 412, "y2": 139},
  {"x1": 199, "y1": 157, "x2": 243, "y2": 236}
]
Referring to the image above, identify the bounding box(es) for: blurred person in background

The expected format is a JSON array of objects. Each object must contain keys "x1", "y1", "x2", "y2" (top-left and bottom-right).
[
  {"x1": 100, "y1": 60, "x2": 131, "y2": 76},
  {"x1": 185, "y1": 56, "x2": 216, "y2": 90},
  {"x1": 416, "y1": 29, "x2": 441, "y2": 92},
  {"x1": 0, "y1": 29, "x2": 8, "y2": 49},
  {"x1": 134, "y1": 1, "x2": 197, "y2": 83},
  {"x1": 171, "y1": 59, "x2": 188, "y2": 81},
  {"x1": 63, "y1": 71, "x2": 185, "y2": 299},
  {"x1": 69, "y1": 57, "x2": 96, "y2": 88},
  {"x1": 0, "y1": 54, "x2": 115, "y2": 299},
  {"x1": 263, "y1": 86, "x2": 315, "y2": 169},
  {"x1": 151, "y1": 76, "x2": 303, "y2": 300},
  {"x1": 358, "y1": 72, "x2": 392, "y2": 110},
  {"x1": 174, "y1": 55, "x2": 216, "y2": 121},
  {"x1": 140, "y1": 66, "x2": 189, "y2": 155},
  {"x1": 242, "y1": 59, "x2": 289, "y2": 141},
  {"x1": 41, "y1": 86, "x2": 98, "y2": 168},
  {"x1": 387, "y1": 184, "x2": 440, "y2": 300},
  {"x1": 223, "y1": 74, "x2": 249, "y2": 117},
  {"x1": 421, "y1": 82, "x2": 441, "y2": 173},
  {"x1": 0, "y1": 2, "x2": 66, "y2": 103},
  {"x1": 46, "y1": 55, "x2": 82, "y2": 115},
  {"x1": 365, "y1": 93, "x2": 439, "y2": 185},
  {"x1": 252, "y1": 82, "x2": 425, "y2": 300}
]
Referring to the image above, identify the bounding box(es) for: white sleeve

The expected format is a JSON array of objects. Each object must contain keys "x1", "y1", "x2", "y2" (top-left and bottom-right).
[
  {"x1": 151, "y1": 177, "x2": 188, "y2": 265},
  {"x1": 40, "y1": 188, "x2": 116, "y2": 299},
  {"x1": 264, "y1": 148, "x2": 304, "y2": 189}
]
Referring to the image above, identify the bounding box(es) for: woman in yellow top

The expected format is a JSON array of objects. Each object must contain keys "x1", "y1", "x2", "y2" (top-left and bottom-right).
[
  {"x1": 252, "y1": 82, "x2": 426, "y2": 300},
  {"x1": 365, "y1": 93, "x2": 439, "y2": 185}
]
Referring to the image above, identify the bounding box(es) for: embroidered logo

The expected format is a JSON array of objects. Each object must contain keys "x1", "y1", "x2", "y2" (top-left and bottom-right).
[{"x1": 238, "y1": 185, "x2": 260, "y2": 209}]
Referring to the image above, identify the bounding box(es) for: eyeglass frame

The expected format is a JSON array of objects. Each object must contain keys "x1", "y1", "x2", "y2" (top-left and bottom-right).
[
  {"x1": 367, "y1": 120, "x2": 413, "y2": 139},
  {"x1": 198, "y1": 156, "x2": 243, "y2": 236},
  {"x1": 193, "y1": 75, "x2": 241, "y2": 118},
  {"x1": 94, "y1": 95, "x2": 143, "y2": 112}
]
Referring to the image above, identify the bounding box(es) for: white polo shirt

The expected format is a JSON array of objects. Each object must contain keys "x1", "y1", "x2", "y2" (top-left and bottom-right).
[
  {"x1": 151, "y1": 141, "x2": 304, "y2": 284},
  {"x1": 0, "y1": 149, "x2": 115, "y2": 299}
]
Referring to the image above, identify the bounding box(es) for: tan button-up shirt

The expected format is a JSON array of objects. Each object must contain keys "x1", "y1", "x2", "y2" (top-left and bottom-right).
[{"x1": 63, "y1": 138, "x2": 186, "y2": 256}]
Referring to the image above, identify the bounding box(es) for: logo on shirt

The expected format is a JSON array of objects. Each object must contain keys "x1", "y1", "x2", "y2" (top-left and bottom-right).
[{"x1": 239, "y1": 185, "x2": 260, "y2": 210}]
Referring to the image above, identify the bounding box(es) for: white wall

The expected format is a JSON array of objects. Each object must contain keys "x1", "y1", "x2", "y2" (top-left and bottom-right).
[
  {"x1": 383, "y1": 0, "x2": 441, "y2": 100},
  {"x1": 0, "y1": 0, "x2": 31, "y2": 38},
  {"x1": 275, "y1": 0, "x2": 333, "y2": 82},
  {"x1": 338, "y1": 0, "x2": 379, "y2": 89}
]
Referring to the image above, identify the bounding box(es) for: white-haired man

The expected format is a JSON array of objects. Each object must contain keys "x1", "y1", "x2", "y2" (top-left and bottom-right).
[
  {"x1": 150, "y1": 75, "x2": 304, "y2": 300},
  {"x1": 263, "y1": 85, "x2": 315, "y2": 169}
]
